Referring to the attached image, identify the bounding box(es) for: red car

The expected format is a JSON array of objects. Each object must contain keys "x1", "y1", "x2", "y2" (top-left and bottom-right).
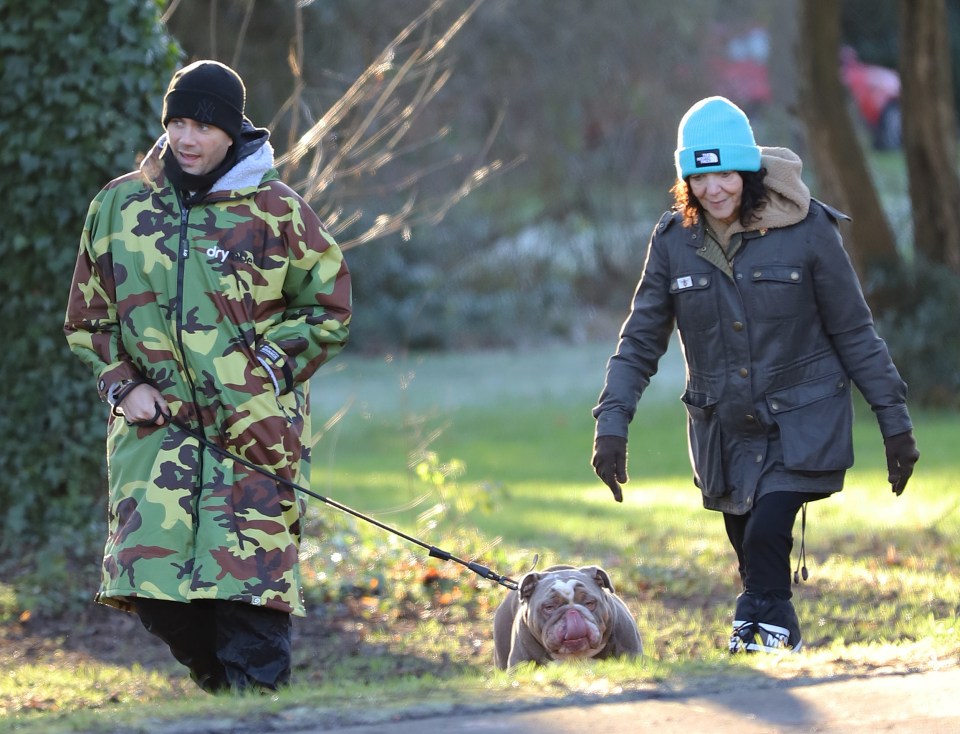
[
  {"x1": 712, "y1": 28, "x2": 902, "y2": 150},
  {"x1": 839, "y1": 46, "x2": 902, "y2": 150},
  {"x1": 711, "y1": 26, "x2": 772, "y2": 112}
]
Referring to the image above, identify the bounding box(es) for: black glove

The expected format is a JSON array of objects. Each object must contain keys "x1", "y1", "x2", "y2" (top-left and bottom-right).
[
  {"x1": 883, "y1": 431, "x2": 919, "y2": 496},
  {"x1": 592, "y1": 435, "x2": 628, "y2": 503}
]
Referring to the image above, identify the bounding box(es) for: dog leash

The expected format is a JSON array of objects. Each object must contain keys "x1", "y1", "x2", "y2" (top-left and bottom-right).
[{"x1": 162, "y1": 413, "x2": 520, "y2": 591}]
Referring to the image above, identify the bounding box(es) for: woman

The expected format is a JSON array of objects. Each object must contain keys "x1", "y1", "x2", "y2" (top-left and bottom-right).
[{"x1": 591, "y1": 96, "x2": 919, "y2": 653}]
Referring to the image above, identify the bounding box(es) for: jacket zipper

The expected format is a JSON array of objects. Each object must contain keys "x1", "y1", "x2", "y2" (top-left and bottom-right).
[{"x1": 174, "y1": 193, "x2": 206, "y2": 498}]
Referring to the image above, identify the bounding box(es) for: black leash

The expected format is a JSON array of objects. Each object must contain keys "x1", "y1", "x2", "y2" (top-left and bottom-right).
[{"x1": 163, "y1": 414, "x2": 519, "y2": 591}]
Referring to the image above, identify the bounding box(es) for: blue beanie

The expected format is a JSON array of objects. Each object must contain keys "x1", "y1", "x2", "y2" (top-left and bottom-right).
[{"x1": 674, "y1": 96, "x2": 761, "y2": 179}]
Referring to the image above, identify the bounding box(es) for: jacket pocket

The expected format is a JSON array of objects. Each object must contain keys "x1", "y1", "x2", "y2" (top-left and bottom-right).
[
  {"x1": 747, "y1": 264, "x2": 804, "y2": 320},
  {"x1": 766, "y1": 372, "x2": 854, "y2": 470},
  {"x1": 671, "y1": 272, "x2": 717, "y2": 332},
  {"x1": 681, "y1": 390, "x2": 728, "y2": 497}
]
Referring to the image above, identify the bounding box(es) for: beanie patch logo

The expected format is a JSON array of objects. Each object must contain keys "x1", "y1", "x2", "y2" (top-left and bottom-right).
[
  {"x1": 194, "y1": 99, "x2": 216, "y2": 124},
  {"x1": 694, "y1": 149, "x2": 721, "y2": 168}
]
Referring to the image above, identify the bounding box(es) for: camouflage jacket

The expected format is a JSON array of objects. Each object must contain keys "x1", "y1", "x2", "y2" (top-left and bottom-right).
[{"x1": 64, "y1": 131, "x2": 351, "y2": 615}]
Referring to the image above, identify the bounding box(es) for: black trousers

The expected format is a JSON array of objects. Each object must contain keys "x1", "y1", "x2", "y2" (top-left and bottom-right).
[
  {"x1": 723, "y1": 491, "x2": 826, "y2": 601},
  {"x1": 135, "y1": 598, "x2": 292, "y2": 693}
]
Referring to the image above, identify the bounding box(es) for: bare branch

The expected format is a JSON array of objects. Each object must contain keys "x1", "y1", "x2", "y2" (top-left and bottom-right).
[
  {"x1": 309, "y1": 394, "x2": 355, "y2": 448},
  {"x1": 209, "y1": 0, "x2": 217, "y2": 60},
  {"x1": 160, "y1": 0, "x2": 184, "y2": 25},
  {"x1": 421, "y1": 0, "x2": 485, "y2": 63},
  {"x1": 276, "y1": 2, "x2": 445, "y2": 170},
  {"x1": 202, "y1": 0, "x2": 511, "y2": 251},
  {"x1": 230, "y1": 0, "x2": 257, "y2": 71}
]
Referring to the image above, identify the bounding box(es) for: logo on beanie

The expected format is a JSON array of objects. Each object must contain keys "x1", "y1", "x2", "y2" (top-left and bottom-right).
[
  {"x1": 194, "y1": 99, "x2": 216, "y2": 123},
  {"x1": 694, "y1": 149, "x2": 721, "y2": 168}
]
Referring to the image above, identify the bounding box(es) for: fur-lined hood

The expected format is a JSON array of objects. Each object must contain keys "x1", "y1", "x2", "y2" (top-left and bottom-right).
[
  {"x1": 704, "y1": 146, "x2": 811, "y2": 243},
  {"x1": 140, "y1": 120, "x2": 275, "y2": 194},
  {"x1": 756, "y1": 146, "x2": 811, "y2": 230}
]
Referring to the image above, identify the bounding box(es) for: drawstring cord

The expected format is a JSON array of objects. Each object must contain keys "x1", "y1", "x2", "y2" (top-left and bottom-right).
[{"x1": 794, "y1": 502, "x2": 809, "y2": 583}]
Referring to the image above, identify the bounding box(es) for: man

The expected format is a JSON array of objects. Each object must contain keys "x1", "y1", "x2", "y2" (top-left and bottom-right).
[{"x1": 64, "y1": 60, "x2": 352, "y2": 692}]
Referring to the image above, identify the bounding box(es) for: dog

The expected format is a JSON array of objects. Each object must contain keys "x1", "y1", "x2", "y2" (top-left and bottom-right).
[{"x1": 493, "y1": 564, "x2": 642, "y2": 670}]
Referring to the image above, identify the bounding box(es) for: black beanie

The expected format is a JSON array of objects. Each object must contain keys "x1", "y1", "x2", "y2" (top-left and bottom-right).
[{"x1": 161, "y1": 60, "x2": 245, "y2": 141}]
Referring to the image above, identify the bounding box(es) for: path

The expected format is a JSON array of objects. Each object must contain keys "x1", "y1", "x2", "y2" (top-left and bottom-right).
[{"x1": 280, "y1": 667, "x2": 960, "y2": 734}]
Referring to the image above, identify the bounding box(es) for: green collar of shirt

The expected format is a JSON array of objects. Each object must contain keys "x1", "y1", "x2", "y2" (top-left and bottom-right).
[{"x1": 698, "y1": 224, "x2": 744, "y2": 279}]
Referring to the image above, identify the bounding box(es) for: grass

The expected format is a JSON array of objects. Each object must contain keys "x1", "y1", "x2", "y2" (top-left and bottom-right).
[{"x1": 4, "y1": 340, "x2": 959, "y2": 733}]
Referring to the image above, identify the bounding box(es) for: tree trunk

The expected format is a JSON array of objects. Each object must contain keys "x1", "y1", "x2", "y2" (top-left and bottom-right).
[
  {"x1": 795, "y1": 1, "x2": 898, "y2": 274},
  {"x1": 766, "y1": 0, "x2": 805, "y2": 154},
  {"x1": 899, "y1": 0, "x2": 960, "y2": 271}
]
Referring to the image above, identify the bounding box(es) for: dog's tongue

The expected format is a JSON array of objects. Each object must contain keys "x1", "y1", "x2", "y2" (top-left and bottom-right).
[{"x1": 562, "y1": 609, "x2": 589, "y2": 640}]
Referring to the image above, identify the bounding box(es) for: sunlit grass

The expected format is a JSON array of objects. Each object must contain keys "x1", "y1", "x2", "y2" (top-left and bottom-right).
[
  {"x1": 1, "y1": 662, "x2": 191, "y2": 719},
  {"x1": 5, "y1": 343, "x2": 958, "y2": 732}
]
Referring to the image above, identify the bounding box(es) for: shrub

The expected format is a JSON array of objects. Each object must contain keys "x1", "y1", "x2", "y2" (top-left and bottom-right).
[
  {"x1": 0, "y1": 1, "x2": 179, "y2": 584},
  {"x1": 867, "y1": 257, "x2": 960, "y2": 408}
]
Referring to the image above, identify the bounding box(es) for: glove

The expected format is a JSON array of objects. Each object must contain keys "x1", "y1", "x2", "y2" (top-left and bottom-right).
[
  {"x1": 592, "y1": 435, "x2": 628, "y2": 503},
  {"x1": 883, "y1": 431, "x2": 919, "y2": 496}
]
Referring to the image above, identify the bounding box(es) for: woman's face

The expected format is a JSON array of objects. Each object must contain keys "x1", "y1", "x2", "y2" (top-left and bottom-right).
[{"x1": 689, "y1": 171, "x2": 744, "y2": 225}]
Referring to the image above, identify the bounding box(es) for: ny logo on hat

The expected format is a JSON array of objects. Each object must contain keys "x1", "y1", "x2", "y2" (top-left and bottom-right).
[
  {"x1": 694, "y1": 149, "x2": 721, "y2": 168},
  {"x1": 194, "y1": 99, "x2": 216, "y2": 123}
]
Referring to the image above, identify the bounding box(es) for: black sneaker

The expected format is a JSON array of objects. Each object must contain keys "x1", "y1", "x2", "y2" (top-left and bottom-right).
[{"x1": 729, "y1": 593, "x2": 802, "y2": 654}]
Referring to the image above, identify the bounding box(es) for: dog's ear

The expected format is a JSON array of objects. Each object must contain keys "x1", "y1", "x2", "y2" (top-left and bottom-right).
[
  {"x1": 581, "y1": 566, "x2": 615, "y2": 593},
  {"x1": 518, "y1": 572, "x2": 542, "y2": 603}
]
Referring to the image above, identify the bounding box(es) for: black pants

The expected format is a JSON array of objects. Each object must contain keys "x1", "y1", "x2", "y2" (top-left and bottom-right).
[
  {"x1": 723, "y1": 491, "x2": 826, "y2": 601},
  {"x1": 135, "y1": 598, "x2": 292, "y2": 693}
]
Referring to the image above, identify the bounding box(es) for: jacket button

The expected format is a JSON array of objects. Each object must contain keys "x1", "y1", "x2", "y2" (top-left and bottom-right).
[
  {"x1": 755, "y1": 453, "x2": 763, "y2": 463},
  {"x1": 732, "y1": 321, "x2": 743, "y2": 331},
  {"x1": 771, "y1": 401, "x2": 780, "y2": 411},
  {"x1": 753, "y1": 270, "x2": 762, "y2": 278},
  {"x1": 739, "y1": 368, "x2": 748, "y2": 378},
  {"x1": 698, "y1": 277, "x2": 708, "y2": 286},
  {"x1": 745, "y1": 414, "x2": 755, "y2": 422}
]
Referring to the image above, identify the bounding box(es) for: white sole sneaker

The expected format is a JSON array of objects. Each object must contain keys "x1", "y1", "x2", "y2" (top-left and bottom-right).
[{"x1": 730, "y1": 620, "x2": 802, "y2": 654}]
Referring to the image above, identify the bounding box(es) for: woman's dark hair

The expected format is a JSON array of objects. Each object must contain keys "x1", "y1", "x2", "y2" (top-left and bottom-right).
[{"x1": 670, "y1": 168, "x2": 768, "y2": 228}]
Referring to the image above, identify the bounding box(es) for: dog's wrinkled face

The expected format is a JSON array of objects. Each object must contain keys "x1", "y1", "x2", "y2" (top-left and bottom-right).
[{"x1": 519, "y1": 567, "x2": 613, "y2": 660}]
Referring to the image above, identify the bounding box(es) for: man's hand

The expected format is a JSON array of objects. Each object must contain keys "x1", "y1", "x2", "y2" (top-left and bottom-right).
[
  {"x1": 119, "y1": 383, "x2": 168, "y2": 427},
  {"x1": 592, "y1": 435, "x2": 628, "y2": 502},
  {"x1": 884, "y1": 431, "x2": 919, "y2": 496}
]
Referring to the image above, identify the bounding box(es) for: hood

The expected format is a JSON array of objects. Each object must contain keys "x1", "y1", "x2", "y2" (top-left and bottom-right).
[
  {"x1": 703, "y1": 146, "x2": 811, "y2": 243},
  {"x1": 212, "y1": 121, "x2": 274, "y2": 192},
  {"x1": 755, "y1": 146, "x2": 810, "y2": 230}
]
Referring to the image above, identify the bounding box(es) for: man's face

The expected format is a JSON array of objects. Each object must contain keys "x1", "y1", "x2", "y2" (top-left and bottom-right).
[{"x1": 166, "y1": 118, "x2": 233, "y2": 176}]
